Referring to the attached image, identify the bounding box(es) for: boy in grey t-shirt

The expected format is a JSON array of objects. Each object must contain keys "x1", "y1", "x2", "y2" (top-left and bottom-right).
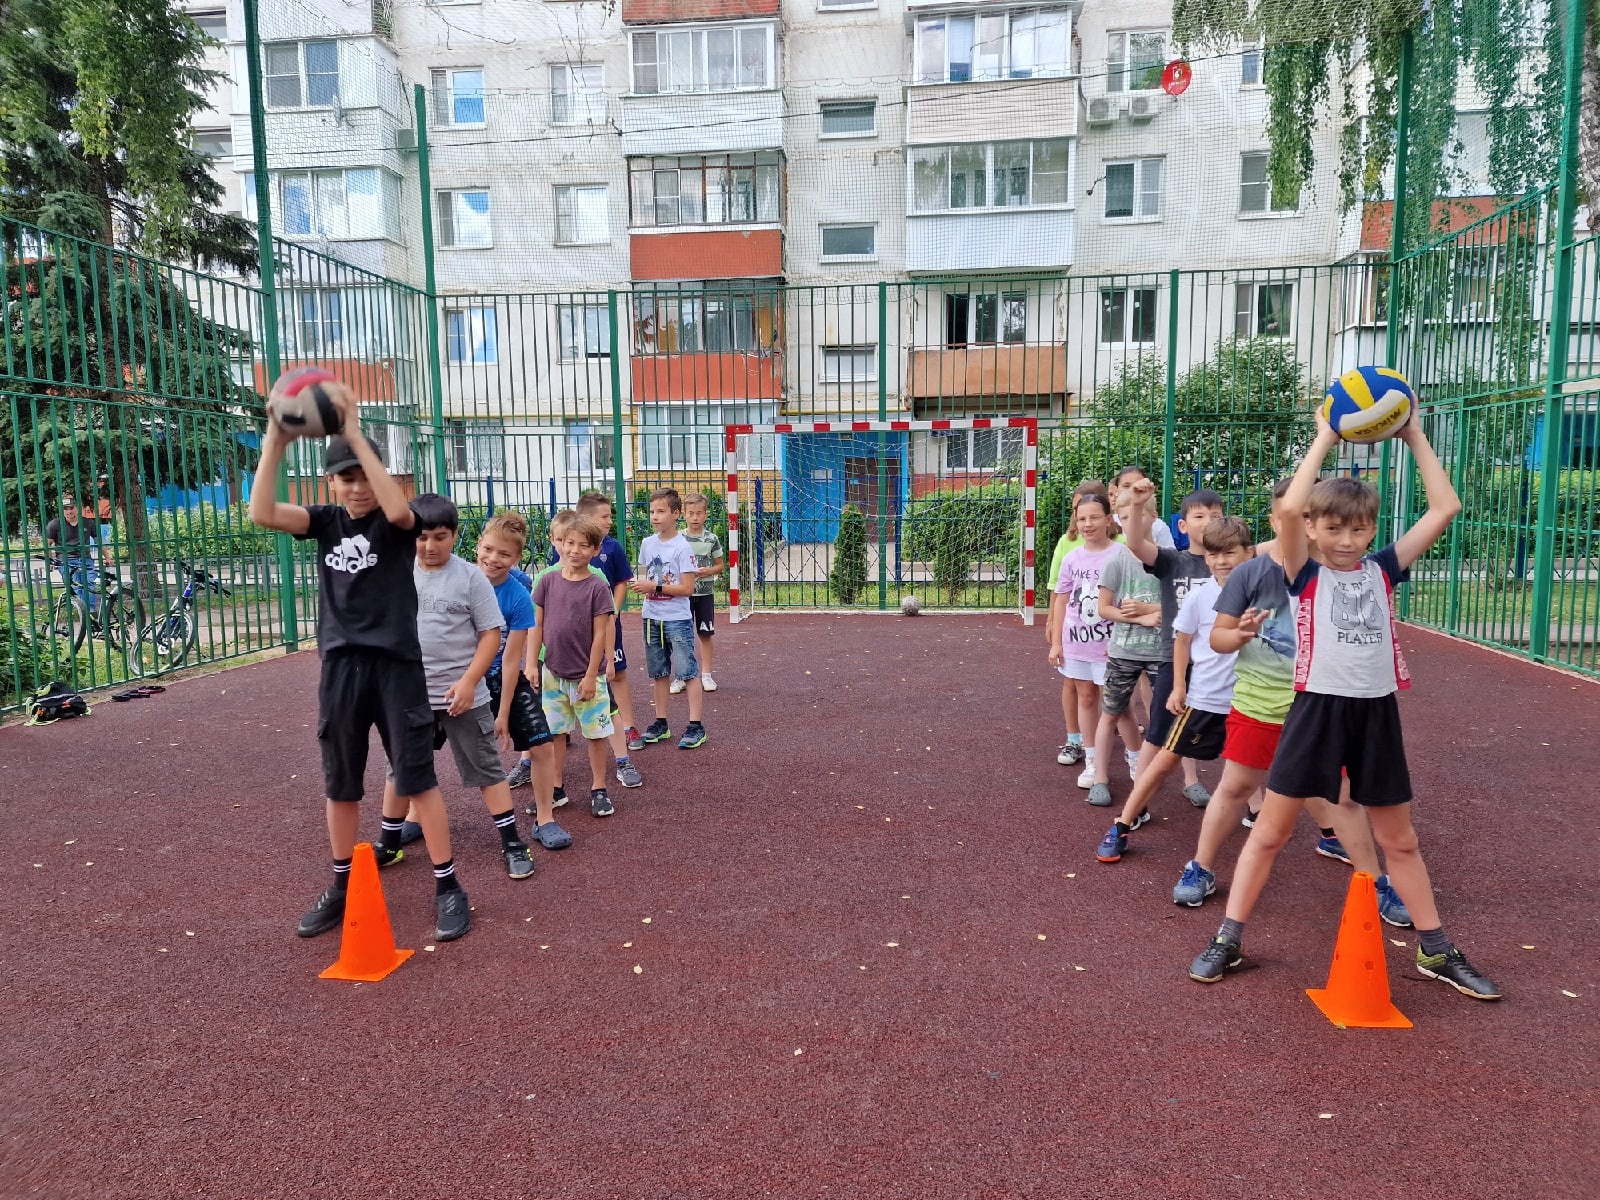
[{"x1": 1086, "y1": 542, "x2": 1161, "y2": 804}]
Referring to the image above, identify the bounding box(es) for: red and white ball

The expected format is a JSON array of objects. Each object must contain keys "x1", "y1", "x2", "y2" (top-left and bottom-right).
[{"x1": 269, "y1": 367, "x2": 347, "y2": 440}]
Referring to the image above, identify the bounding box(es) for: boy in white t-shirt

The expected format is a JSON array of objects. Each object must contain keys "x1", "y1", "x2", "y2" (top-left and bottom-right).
[
  {"x1": 1096, "y1": 516, "x2": 1255, "y2": 864},
  {"x1": 629, "y1": 487, "x2": 706, "y2": 750}
]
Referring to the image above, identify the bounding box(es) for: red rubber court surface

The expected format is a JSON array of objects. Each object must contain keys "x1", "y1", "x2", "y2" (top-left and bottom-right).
[{"x1": 3, "y1": 616, "x2": 1597, "y2": 1199}]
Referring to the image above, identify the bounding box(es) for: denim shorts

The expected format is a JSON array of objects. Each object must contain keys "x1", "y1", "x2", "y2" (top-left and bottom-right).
[{"x1": 643, "y1": 618, "x2": 698, "y2": 681}]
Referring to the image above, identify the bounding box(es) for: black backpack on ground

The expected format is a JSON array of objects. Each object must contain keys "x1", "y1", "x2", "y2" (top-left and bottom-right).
[{"x1": 27, "y1": 681, "x2": 91, "y2": 726}]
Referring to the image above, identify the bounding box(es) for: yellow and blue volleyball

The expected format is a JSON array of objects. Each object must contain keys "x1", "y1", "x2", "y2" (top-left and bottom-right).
[{"x1": 1322, "y1": 366, "x2": 1416, "y2": 444}]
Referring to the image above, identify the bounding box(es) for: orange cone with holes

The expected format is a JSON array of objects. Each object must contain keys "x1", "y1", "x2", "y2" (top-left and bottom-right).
[
  {"x1": 1306, "y1": 872, "x2": 1412, "y2": 1029},
  {"x1": 320, "y1": 843, "x2": 414, "y2": 982}
]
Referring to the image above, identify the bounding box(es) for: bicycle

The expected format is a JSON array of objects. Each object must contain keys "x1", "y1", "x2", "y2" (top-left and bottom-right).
[
  {"x1": 136, "y1": 560, "x2": 231, "y2": 672},
  {"x1": 32, "y1": 557, "x2": 145, "y2": 654}
]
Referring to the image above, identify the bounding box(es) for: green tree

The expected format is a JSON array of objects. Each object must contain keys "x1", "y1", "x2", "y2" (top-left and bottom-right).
[{"x1": 830, "y1": 503, "x2": 869, "y2": 604}]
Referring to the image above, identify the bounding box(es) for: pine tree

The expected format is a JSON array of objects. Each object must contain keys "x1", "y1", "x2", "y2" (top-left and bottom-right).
[{"x1": 831, "y1": 503, "x2": 869, "y2": 605}]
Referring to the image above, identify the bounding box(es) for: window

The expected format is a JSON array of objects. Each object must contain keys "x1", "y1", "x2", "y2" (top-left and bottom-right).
[
  {"x1": 1241, "y1": 40, "x2": 1265, "y2": 86},
  {"x1": 278, "y1": 289, "x2": 344, "y2": 354},
  {"x1": 944, "y1": 426, "x2": 1025, "y2": 470},
  {"x1": 631, "y1": 24, "x2": 775, "y2": 95},
  {"x1": 1103, "y1": 158, "x2": 1163, "y2": 220},
  {"x1": 639, "y1": 403, "x2": 778, "y2": 469},
  {"x1": 944, "y1": 291, "x2": 1027, "y2": 348},
  {"x1": 193, "y1": 129, "x2": 232, "y2": 158},
  {"x1": 558, "y1": 303, "x2": 611, "y2": 360},
  {"x1": 820, "y1": 99, "x2": 876, "y2": 137},
  {"x1": 446, "y1": 306, "x2": 498, "y2": 363},
  {"x1": 1108, "y1": 31, "x2": 1165, "y2": 93},
  {"x1": 1100, "y1": 288, "x2": 1157, "y2": 344},
  {"x1": 564, "y1": 421, "x2": 616, "y2": 473},
  {"x1": 436, "y1": 189, "x2": 491, "y2": 249},
  {"x1": 555, "y1": 184, "x2": 609, "y2": 244},
  {"x1": 1452, "y1": 246, "x2": 1496, "y2": 319},
  {"x1": 915, "y1": 9, "x2": 1072, "y2": 83},
  {"x1": 627, "y1": 154, "x2": 781, "y2": 228},
  {"x1": 431, "y1": 68, "x2": 485, "y2": 126},
  {"x1": 447, "y1": 419, "x2": 505, "y2": 478},
  {"x1": 191, "y1": 9, "x2": 227, "y2": 41},
  {"x1": 633, "y1": 282, "x2": 782, "y2": 355},
  {"x1": 909, "y1": 140, "x2": 1069, "y2": 213},
  {"x1": 818, "y1": 0, "x2": 875, "y2": 8},
  {"x1": 552, "y1": 64, "x2": 604, "y2": 125},
  {"x1": 264, "y1": 40, "x2": 339, "y2": 108},
  {"x1": 361, "y1": 406, "x2": 416, "y2": 475},
  {"x1": 1239, "y1": 151, "x2": 1295, "y2": 214},
  {"x1": 822, "y1": 345, "x2": 877, "y2": 381},
  {"x1": 274, "y1": 168, "x2": 398, "y2": 239},
  {"x1": 820, "y1": 224, "x2": 875, "y2": 259},
  {"x1": 1234, "y1": 283, "x2": 1293, "y2": 337}
]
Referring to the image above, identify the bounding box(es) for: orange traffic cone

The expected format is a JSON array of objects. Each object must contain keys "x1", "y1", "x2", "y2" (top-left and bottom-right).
[
  {"x1": 319, "y1": 843, "x2": 414, "y2": 982},
  {"x1": 1306, "y1": 872, "x2": 1412, "y2": 1029}
]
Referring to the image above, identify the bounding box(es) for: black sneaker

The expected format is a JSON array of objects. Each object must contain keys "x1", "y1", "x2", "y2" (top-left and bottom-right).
[
  {"x1": 591, "y1": 788, "x2": 615, "y2": 818},
  {"x1": 1415, "y1": 947, "x2": 1502, "y2": 1000},
  {"x1": 505, "y1": 760, "x2": 532, "y2": 789},
  {"x1": 552, "y1": 786, "x2": 569, "y2": 809},
  {"x1": 641, "y1": 718, "x2": 672, "y2": 744},
  {"x1": 434, "y1": 889, "x2": 471, "y2": 941},
  {"x1": 1189, "y1": 937, "x2": 1244, "y2": 983},
  {"x1": 503, "y1": 841, "x2": 535, "y2": 880},
  {"x1": 297, "y1": 887, "x2": 346, "y2": 938},
  {"x1": 373, "y1": 843, "x2": 403, "y2": 869}
]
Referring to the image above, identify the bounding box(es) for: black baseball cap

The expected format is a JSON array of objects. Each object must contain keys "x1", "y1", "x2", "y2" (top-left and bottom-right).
[{"x1": 323, "y1": 434, "x2": 385, "y2": 475}]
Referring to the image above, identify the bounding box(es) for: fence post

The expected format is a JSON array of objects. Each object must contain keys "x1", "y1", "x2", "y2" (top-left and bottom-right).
[
  {"x1": 412, "y1": 84, "x2": 449, "y2": 496},
  {"x1": 1162, "y1": 269, "x2": 1179, "y2": 516},
  {"x1": 607, "y1": 290, "x2": 628, "y2": 542},
  {"x1": 876, "y1": 282, "x2": 889, "y2": 609},
  {"x1": 242, "y1": 0, "x2": 297, "y2": 652},
  {"x1": 1381, "y1": 28, "x2": 1414, "y2": 617},
  {"x1": 1529, "y1": 0, "x2": 1586, "y2": 662},
  {"x1": 754, "y1": 477, "x2": 765, "y2": 584}
]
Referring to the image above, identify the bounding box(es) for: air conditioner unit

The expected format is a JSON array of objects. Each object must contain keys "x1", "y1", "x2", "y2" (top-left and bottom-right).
[
  {"x1": 1127, "y1": 95, "x2": 1159, "y2": 122},
  {"x1": 1086, "y1": 96, "x2": 1115, "y2": 127},
  {"x1": 396, "y1": 127, "x2": 417, "y2": 150}
]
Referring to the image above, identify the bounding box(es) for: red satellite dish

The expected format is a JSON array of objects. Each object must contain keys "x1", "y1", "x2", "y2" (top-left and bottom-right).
[{"x1": 1161, "y1": 59, "x2": 1192, "y2": 96}]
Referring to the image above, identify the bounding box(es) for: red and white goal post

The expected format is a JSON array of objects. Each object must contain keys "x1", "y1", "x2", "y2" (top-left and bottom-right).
[{"x1": 722, "y1": 417, "x2": 1038, "y2": 624}]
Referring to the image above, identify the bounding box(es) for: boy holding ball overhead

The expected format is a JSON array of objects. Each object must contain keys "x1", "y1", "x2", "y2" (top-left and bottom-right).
[{"x1": 249, "y1": 385, "x2": 472, "y2": 943}]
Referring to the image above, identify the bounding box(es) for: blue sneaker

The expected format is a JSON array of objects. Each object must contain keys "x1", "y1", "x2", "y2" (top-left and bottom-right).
[
  {"x1": 1315, "y1": 836, "x2": 1353, "y2": 865},
  {"x1": 1096, "y1": 825, "x2": 1128, "y2": 863},
  {"x1": 1375, "y1": 874, "x2": 1413, "y2": 927},
  {"x1": 1172, "y1": 860, "x2": 1217, "y2": 907},
  {"x1": 678, "y1": 722, "x2": 707, "y2": 749}
]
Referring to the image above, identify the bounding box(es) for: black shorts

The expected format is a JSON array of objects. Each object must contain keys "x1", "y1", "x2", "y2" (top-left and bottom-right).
[
  {"x1": 484, "y1": 669, "x2": 554, "y2": 752},
  {"x1": 1161, "y1": 706, "x2": 1226, "y2": 761},
  {"x1": 1266, "y1": 691, "x2": 1413, "y2": 807},
  {"x1": 1144, "y1": 661, "x2": 1180, "y2": 745},
  {"x1": 690, "y1": 593, "x2": 716, "y2": 638},
  {"x1": 611, "y1": 616, "x2": 629, "y2": 673},
  {"x1": 317, "y1": 650, "x2": 437, "y2": 803}
]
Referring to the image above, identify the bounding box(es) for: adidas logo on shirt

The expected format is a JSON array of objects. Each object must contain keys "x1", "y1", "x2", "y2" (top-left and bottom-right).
[{"x1": 325, "y1": 534, "x2": 377, "y2": 575}]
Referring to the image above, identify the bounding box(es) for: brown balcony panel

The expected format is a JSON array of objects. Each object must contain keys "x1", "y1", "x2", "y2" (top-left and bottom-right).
[
  {"x1": 631, "y1": 352, "x2": 783, "y2": 403},
  {"x1": 623, "y1": 0, "x2": 778, "y2": 23},
  {"x1": 908, "y1": 345, "x2": 1068, "y2": 400},
  {"x1": 631, "y1": 229, "x2": 783, "y2": 281}
]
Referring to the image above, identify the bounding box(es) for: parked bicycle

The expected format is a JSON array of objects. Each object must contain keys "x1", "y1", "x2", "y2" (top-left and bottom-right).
[
  {"x1": 32, "y1": 557, "x2": 144, "y2": 653},
  {"x1": 136, "y1": 560, "x2": 231, "y2": 672}
]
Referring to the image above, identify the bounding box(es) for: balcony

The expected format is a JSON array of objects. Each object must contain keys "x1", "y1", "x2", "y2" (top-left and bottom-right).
[
  {"x1": 907, "y1": 344, "x2": 1069, "y2": 401},
  {"x1": 631, "y1": 352, "x2": 782, "y2": 403},
  {"x1": 905, "y1": 77, "x2": 1078, "y2": 146},
  {"x1": 623, "y1": 0, "x2": 778, "y2": 20},
  {"x1": 631, "y1": 228, "x2": 783, "y2": 281},
  {"x1": 622, "y1": 90, "x2": 784, "y2": 156},
  {"x1": 906, "y1": 209, "x2": 1074, "y2": 273}
]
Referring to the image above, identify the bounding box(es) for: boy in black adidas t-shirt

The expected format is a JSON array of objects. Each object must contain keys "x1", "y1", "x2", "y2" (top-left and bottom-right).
[{"x1": 249, "y1": 398, "x2": 471, "y2": 943}]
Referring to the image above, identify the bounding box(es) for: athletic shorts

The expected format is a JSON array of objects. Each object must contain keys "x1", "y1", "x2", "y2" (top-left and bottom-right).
[
  {"x1": 541, "y1": 666, "x2": 615, "y2": 741},
  {"x1": 317, "y1": 650, "x2": 437, "y2": 803},
  {"x1": 612, "y1": 616, "x2": 629, "y2": 673},
  {"x1": 1266, "y1": 691, "x2": 1412, "y2": 807},
  {"x1": 643, "y1": 617, "x2": 698, "y2": 681},
  {"x1": 1161, "y1": 706, "x2": 1227, "y2": 761},
  {"x1": 1222, "y1": 708, "x2": 1284, "y2": 772},
  {"x1": 484, "y1": 669, "x2": 553, "y2": 752},
  {"x1": 1057, "y1": 657, "x2": 1107, "y2": 685},
  {"x1": 690, "y1": 593, "x2": 716, "y2": 638}
]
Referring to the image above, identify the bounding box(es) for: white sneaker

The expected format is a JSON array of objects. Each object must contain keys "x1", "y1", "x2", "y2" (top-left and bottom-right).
[
  {"x1": 1076, "y1": 755, "x2": 1097, "y2": 789},
  {"x1": 669, "y1": 677, "x2": 686, "y2": 695},
  {"x1": 701, "y1": 673, "x2": 717, "y2": 692}
]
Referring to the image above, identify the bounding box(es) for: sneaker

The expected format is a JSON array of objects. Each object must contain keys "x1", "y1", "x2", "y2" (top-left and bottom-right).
[
  {"x1": 1415, "y1": 947, "x2": 1502, "y2": 1000},
  {"x1": 1182, "y1": 783, "x2": 1211, "y2": 809},
  {"x1": 591, "y1": 788, "x2": 615, "y2": 818},
  {"x1": 1189, "y1": 937, "x2": 1244, "y2": 983},
  {"x1": 552, "y1": 786, "x2": 569, "y2": 809},
  {"x1": 669, "y1": 677, "x2": 686, "y2": 695},
  {"x1": 399, "y1": 820, "x2": 424, "y2": 845},
  {"x1": 503, "y1": 841, "x2": 535, "y2": 880},
  {"x1": 533, "y1": 821, "x2": 573, "y2": 850},
  {"x1": 1086, "y1": 782, "x2": 1113, "y2": 807},
  {"x1": 701, "y1": 673, "x2": 718, "y2": 692},
  {"x1": 625, "y1": 726, "x2": 645, "y2": 752},
  {"x1": 505, "y1": 760, "x2": 532, "y2": 789},
  {"x1": 373, "y1": 843, "x2": 403, "y2": 869},
  {"x1": 678, "y1": 722, "x2": 707, "y2": 749},
  {"x1": 1315, "y1": 836, "x2": 1354, "y2": 865},
  {"x1": 434, "y1": 889, "x2": 471, "y2": 941},
  {"x1": 1173, "y1": 861, "x2": 1218, "y2": 907},
  {"x1": 1241, "y1": 808, "x2": 1260, "y2": 830},
  {"x1": 1096, "y1": 825, "x2": 1128, "y2": 863},
  {"x1": 296, "y1": 887, "x2": 345, "y2": 938},
  {"x1": 1076, "y1": 761, "x2": 1097, "y2": 789},
  {"x1": 642, "y1": 718, "x2": 672, "y2": 744},
  {"x1": 1128, "y1": 809, "x2": 1152, "y2": 832},
  {"x1": 616, "y1": 759, "x2": 644, "y2": 788},
  {"x1": 1375, "y1": 874, "x2": 1413, "y2": 928},
  {"x1": 1126, "y1": 751, "x2": 1140, "y2": 781},
  {"x1": 1056, "y1": 741, "x2": 1085, "y2": 766}
]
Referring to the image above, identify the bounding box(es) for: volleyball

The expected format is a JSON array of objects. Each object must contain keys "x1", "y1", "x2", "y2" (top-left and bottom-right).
[
  {"x1": 269, "y1": 366, "x2": 347, "y2": 441},
  {"x1": 1322, "y1": 366, "x2": 1416, "y2": 444}
]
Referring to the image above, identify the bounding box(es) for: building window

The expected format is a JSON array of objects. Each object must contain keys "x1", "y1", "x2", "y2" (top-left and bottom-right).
[
  {"x1": 915, "y1": 9, "x2": 1072, "y2": 83},
  {"x1": 1452, "y1": 246, "x2": 1496, "y2": 319},
  {"x1": 447, "y1": 419, "x2": 506, "y2": 478},
  {"x1": 275, "y1": 168, "x2": 399, "y2": 239},
  {"x1": 639, "y1": 403, "x2": 778, "y2": 469},
  {"x1": 909, "y1": 139, "x2": 1070, "y2": 213},
  {"x1": 191, "y1": 9, "x2": 228, "y2": 41},
  {"x1": 1100, "y1": 288, "x2": 1157, "y2": 345},
  {"x1": 631, "y1": 23, "x2": 776, "y2": 95},
  {"x1": 818, "y1": 0, "x2": 875, "y2": 8},
  {"x1": 264, "y1": 40, "x2": 339, "y2": 109},
  {"x1": 1241, "y1": 40, "x2": 1265, "y2": 86},
  {"x1": 822, "y1": 345, "x2": 877, "y2": 381},
  {"x1": 1107, "y1": 30, "x2": 1165, "y2": 93},
  {"x1": 552, "y1": 64, "x2": 605, "y2": 125},
  {"x1": 1103, "y1": 158, "x2": 1163, "y2": 220},
  {"x1": 1239, "y1": 151, "x2": 1295, "y2": 214},
  {"x1": 820, "y1": 99, "x2": 876, "y2": 137},
  {"x1": 945, "y1": 291, "x2": 1027, "y2": 348},
  {"x1": 446, "y1": 306, "x2": 499, "y2": 364},
  {"x1": 437, "y1": 189, "x2": 491, "y2": 249},
  {"x1": 564, "y1": 421, "x2": 616, "y2": 473},
  {"x1": 944, "y1": 426, "x2": 1025, "y2": 470},
  {"x1": 633, "y1": 282, "x2": 782, "y2": 355},
  {"x1": 555, "y1": 184, "x2": 609, "y2": 244},
  {"x1": 431, "y1": 68, "x2": 485, "y2": 126},
  {"x1": 279, "y1": 289, "x2": 344, "y2": 355},
  {"x1": 193, "y1": 129, "x2": 232, "y2": 158},
  {"x1": 559, "y1": 303, "x2": 611, "y2": 360},
  {"x1": 1234, "y1": 282, "x2": 1293, "y2": 337},
  {"x1": 627, "y1": 154, "x2": 781, "y2": 228},
  {"x1": 820, "y1": 224, "x2": 875, "y2": 259}
]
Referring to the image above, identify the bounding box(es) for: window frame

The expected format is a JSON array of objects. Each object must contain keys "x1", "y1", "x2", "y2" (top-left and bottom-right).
[
  {"x1": 944, "y1": 289, "x2": 1028, "y2": 348},
  {"x1": 914, "y1": 8, "x2": 1074, "y2": 84},
  {"x1": 819, "y1": 98, "x2": 878, "y2": 139},
  {"x1": 638, "y1": 402, "x2": 779, "y2": 470},
  {"x1": 908, "y1": 139, "x2": 1071, "y2": 215},
  {"x1": 555, "y1": 184, "x2": 610, "y2": 246},
  {"x1": 193, "y1": 128, "x2": 233, "y2": 159},
  {"x1": 1239, "y1": 151, "x2": 1297, "y2": 215},
  {"x1": 821, "y1": 344, "x2": 878, "y2": 382},
  {"x1": 1240, "y1": 39, "x2": 1265, "y2": 87},
  {"x1": 551, "y1": 63, "x2": 605, "y2": 125},
  {"x1": 261, "y1": 167, "x2": 397, "y2": 241},
  {"x1": 436, "y1": 188, "x2": 493, "y2": 250},
  {"x1": 629, "y1": 22, "x2": 777, "y2": 96},
  {"x1": 558, "y1": 302, "x2": 612, "y2": 361},
  {"x1": 819, "y1": 223, "x2": 877, "y2": 261},
  {"x1": 445, "y1": 418, "x2": 506, "y2": 479},
  {"x1": 1098, "y1": 286, "x2": 1158, "y2": 345},
  {"x1": 191, "y1": 9, "x2": 228, "y2": 42},
  {"x1": 632, "y1": 281, "x2": 782, "y2": 357},
  {"x1": 445, "y1": 305, "x2": 500, "y2": 364},
  {"x1": 431, "y1": 67, "x2": 486, "y2": 128},
  {"x1": 1233, "y1": 282, "x2": 1294, "y2": 338},
  {"x1": 564, "y1": 420, "x2": 616, "y2": 474},
  {"x1": 627, "y1": 153, "x2": 783, "y2": 229},
  {"x1": 944, "y1": 425, "x2": 1026, "y2": 470},
  {"x1": 1101, "y1": 156, "x2": 1163, "y2": 222},
  {"x1": 1107, "y1": 29, "x2": 1166, "y2": 94},
  {"x1": 264, "y1": 40, "x2": 340, "y2": 110}
]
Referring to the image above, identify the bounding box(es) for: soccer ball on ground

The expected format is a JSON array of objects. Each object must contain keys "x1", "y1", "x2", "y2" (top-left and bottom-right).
[
  {"x1": 1322, "y1": 366, "x2": 1416, "y2": 444},
  {"x1": 900, "y1": 595, "x2": 921, "y2": 616},
  {"x1": 269, "y1": 367, "x2": 348, "y2": 440}
]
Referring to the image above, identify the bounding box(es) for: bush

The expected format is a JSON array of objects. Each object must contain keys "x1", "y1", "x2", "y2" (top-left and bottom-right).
[
  {"x1": 456, "y1": 503, "x2": 550, "y2": 567},
  {"x1": 140, "y1": 502, "x2": 277, "y2": 563},
  {"x1": 903, "y1": 478, "x2": 1021, "y2": 597},
  {"x1": 830, "y1": 503, "x2": 869, "y2": 604},
  {"x1": 0, "y1": 616, "x2": 89, "y2": 708},
  {"x1": 627, "y1": 486, "x2": 728, "y2": 559}
]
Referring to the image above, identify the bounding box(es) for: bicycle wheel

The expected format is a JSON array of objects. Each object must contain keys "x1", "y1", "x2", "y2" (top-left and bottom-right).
[
  {"x1": 140, "y1": 609, "x2": 195, "y2": 672},
  {"x1": 33, "y1": 592, "x2": 88, "y2": 653},
  {"x1": 103, "y1": 587, "x2": 145, "y2": 651}
]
